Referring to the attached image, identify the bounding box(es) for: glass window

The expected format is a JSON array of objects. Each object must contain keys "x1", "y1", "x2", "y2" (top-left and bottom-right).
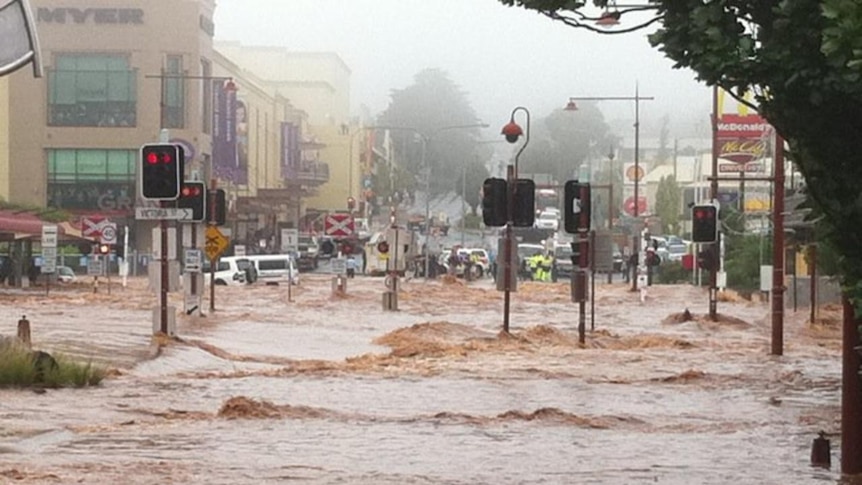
[
  {"x1": 46, "y1": 149, "x2": 136, "y2": 211},
  {"x1": 164, "y1": 55, "x2": 185, "y2": 129},
  {"x1": 48, "y1": 54, "x2": 137, "y2": 127}
]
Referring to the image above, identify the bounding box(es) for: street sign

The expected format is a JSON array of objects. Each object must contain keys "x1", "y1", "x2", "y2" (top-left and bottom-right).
[
  {"x1": 100, "y1": 222, "x2": 118, "y2": 245},
  {"x1": 281, "y1": 228, "x2": 299, "y2": 253},
  {"x1": 135, "y1": 207, "x2": 193, "y2": 221},
  {"x1": 82, "y1": 216, "x2": 106, "y2": 238},
  {"x1": 41, "y1": 224, "x2": 58, "y2": 248},
  {"x1": 205, "y1": 225, "x2": 229, "y2": 261},
  {"x1": 87, "y1": 258, "x2": 103, "y2": 276},
  {"x1": 184, "y1": 248, "x2": 203, "y2": 273},
  {"x1": 41, "y1": 247, "x2": 57, "y2": 274},
  {"x1": 324, "y1": 213, "x2": 355, "y2": 237},
  {"x1": 331, "y1": 258, "x2": 347, "y2": 274},
  {"x1": 235, "y1": 244, "x2": 247, "y2": 257}
]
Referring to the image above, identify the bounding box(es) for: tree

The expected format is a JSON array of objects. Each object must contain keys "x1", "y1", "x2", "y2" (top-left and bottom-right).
[
  {"x1": 377, "y1": 68, "x2": 485, "y2": 196},
  {"x1": 497, "y1": 0, "x2": 862, "y2": 473},
  {"x1": 654, "y1": 175, "x2": 681, "y2": 234}
]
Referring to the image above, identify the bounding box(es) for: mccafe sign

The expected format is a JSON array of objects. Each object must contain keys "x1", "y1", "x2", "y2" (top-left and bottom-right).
[
  {"x1": 716, "y1": 113, "x2": 772, "y2": 164},
  {"x1": 36, "y1": 7, "x2": 144, "y2": 25}
]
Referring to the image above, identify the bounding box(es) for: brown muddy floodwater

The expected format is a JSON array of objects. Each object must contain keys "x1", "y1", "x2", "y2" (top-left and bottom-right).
[{"x1": 0, "y1": 274, "x2": 844, "y2": 484}]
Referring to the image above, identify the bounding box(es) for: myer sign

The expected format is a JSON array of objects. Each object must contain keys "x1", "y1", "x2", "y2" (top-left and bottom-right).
[{"x1": 36, "y1": 8, "x2": 144, "y2": 25}]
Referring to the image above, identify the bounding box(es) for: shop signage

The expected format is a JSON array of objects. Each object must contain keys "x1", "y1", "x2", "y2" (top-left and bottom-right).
[{"x1": 36, "y1": 8, "x2": 144, "y2": 25}]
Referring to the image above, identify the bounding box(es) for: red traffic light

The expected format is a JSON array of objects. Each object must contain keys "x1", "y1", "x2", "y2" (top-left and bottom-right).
[
  {"x1": 146, "y1": 152, "x2": 159, "y2": 164},
  {"x1": 377, "y1": 241, "x2": 390, "y2": 254},
  {"x1": 181, "y1": 185, "x2": 201, "y2": 197},
  {"x1": 694, "y1": 207, "x2": 714, "y2": 219},
  {"x1": 98, "y1": 244, "x2": 111, "y2": 255}
]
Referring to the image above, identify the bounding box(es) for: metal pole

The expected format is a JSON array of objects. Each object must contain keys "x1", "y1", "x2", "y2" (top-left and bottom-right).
[
  {"x1": 631, "y1": 86, "x2": 641, "y2": 292},
  {"x1": 590, "y1": 229, "x2": 596, "y2": 331},
  {"x1": 503, "y1": 164, "x2": 514, "y2": 334},
  {"x1": 160, "y1": 209, "x2": 168, "y2": 334},
  {"x1": 771, "y1": 134, "x2": 785, "y2": 356},
  {"x1": 842, "y1": 294, "x2": 862, "y2": 474},
  {"x1": 122, "y1": 225, "x2": 129, "y2": 288},
  {"x1": 209, "y1": 178, "x2": 217, "y2": 313},
  {"x1": 709, "y1": 86, "x2": 720, "y2": 321},
  {"x1": 460, "y1": 164, "x2": 466, "y2": 247},
  {"x1": 809, "y1": 244, "x2": 817, "y2": 324},
  {"x1": 422, "y1": 136, "x2": 432, "y2": 280}
]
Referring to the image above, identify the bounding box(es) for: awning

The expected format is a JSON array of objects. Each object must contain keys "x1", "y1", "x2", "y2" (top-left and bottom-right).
[{"x1": 0, "y1": 210, "x2": 90, "y2": 242}]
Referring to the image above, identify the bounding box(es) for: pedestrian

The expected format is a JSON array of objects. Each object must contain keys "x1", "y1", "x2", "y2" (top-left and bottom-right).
[{"x1": 346, "y1": 255, "x2": 356, "y2": 278}]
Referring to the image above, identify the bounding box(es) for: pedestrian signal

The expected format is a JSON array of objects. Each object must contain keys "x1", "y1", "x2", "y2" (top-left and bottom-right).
[
  {"x1": 512, "y1": 179, "x2": 535, "y2": 228},
  {"x1": 481, "y1": 178, "x2": 507, "y2": 227},
  {"x1": 208, "y1": 189, "x2": 226, "y2": 226},
  {"x1": 564, "y1": 180, "x2": 591, "y2": 234}
]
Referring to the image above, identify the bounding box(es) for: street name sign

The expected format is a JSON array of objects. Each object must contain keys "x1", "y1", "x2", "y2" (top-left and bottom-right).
[{"x1": 135, "y1": 207, "x2": 193, "y2": 221}]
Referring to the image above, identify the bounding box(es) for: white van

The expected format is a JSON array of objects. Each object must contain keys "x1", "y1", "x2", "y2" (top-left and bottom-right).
[
  {"x1": 246, "y1": 254, "x2": 300, "y2": 285},
  {"x1": 202, "y1": 258, "x2": 246, "y2": 286}
]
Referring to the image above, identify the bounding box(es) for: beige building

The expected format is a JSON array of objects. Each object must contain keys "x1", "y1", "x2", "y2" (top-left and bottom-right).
[
  {"x1": 0, "y1": 0, "x2": 328, "y2": 251},
  {"x1": 215, "y1": 42, "x2": 363, "y2": 217}
]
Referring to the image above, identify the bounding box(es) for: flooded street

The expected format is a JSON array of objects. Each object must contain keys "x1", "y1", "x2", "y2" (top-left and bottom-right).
[{"x1": 0, "y1": 274, "x2": 843, "y2": 484}]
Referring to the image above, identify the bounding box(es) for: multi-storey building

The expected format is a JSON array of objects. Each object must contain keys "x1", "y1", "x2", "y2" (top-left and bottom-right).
[{"x1": 0, "y1": 0, "x2": 329, "y2": 252}]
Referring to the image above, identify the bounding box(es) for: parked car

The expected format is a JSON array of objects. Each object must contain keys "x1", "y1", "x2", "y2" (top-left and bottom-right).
[
  {"x1": 245, "y1": 254, "x2": 300, "y2": 285},
  {"x1": 297, "y1": 234, "x2": 319, "y2": 271},
  {"x1": 57, "y1": 265, "x2": 77, "y2": 284},
  {"x1": 202, "y1": 258, "x2": 246, "y2": 286},
  {"x1": 535, "y1": 210, "x2": 560, "y2": 232}
]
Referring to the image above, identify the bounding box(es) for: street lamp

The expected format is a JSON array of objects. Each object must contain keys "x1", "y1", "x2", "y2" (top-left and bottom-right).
[
  {"x1": 499, "y1": 107, "x2": 530, "y2": 334},
  {"x1": 565, "y1": 87, "x2": 653, "y2": 290}
]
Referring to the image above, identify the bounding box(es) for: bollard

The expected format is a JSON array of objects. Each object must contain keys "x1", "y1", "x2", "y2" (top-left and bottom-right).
[
  {"x1": 810, "y1": 430, "x2": 831, "y2": 468},
  {"x1": 331, "y1": 276, "x2": 347, "y2": 296},
  {"x1": 382, "y1": 290, "x2": 398, "y2": 311},
  {"x1": 17, "y1": 315, "x2": 31, "y2": 349}
]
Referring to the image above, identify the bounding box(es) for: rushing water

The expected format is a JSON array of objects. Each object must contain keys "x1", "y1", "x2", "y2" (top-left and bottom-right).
[{"x1": 0, "y1": 274, "x2": 844, "y2": 484}]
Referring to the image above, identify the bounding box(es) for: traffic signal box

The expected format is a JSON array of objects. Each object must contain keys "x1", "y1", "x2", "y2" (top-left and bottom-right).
[
  {"x1": 177, "y1": 181, "x2": 207, "y2": 222},
  {"x1": 564, "y1": 180, "x2": 591, "y2": 234},
  {"x1": 481, "y1": 177, "x2": 535, "y2": 227},
  {"x1": 140, "y1": 144, "x2": 183, "y2": 200},
  {"x1": 692, "y1": 204, "x2": 718, "y2": 243},
  {"x1": 208, "y1": 188, "x2": 226, "y2": 226},
  {"x1": 697, "y1": 245, "x2": 719, "y2": 272}
]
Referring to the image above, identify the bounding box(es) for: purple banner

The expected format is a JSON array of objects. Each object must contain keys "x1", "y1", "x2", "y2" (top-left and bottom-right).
[
  {"x1": 281, "y1": 122, "x2": 300, "y2": 180},
  {"x1": 212, "y1": 80, "x2": 247, "y2": 184}
]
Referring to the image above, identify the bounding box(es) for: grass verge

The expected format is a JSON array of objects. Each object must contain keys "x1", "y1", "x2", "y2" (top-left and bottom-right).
[{"x1": 0, "y1": 344, "x2": 106, "y2": 388}]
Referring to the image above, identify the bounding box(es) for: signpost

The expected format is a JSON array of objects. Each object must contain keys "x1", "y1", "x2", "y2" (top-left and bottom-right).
[
  {"x1": 135, "y1": 207, "x2": 193, "y2": 221},
  {"x1": 324, "y1": 213, "x2": 355, "y2": 237},
  {"x1": 41, "y1": 224, "x2": 57, "y2": 294},
  {"x1": 281, "y1": 228, "x2": 299, "y2": 253}
]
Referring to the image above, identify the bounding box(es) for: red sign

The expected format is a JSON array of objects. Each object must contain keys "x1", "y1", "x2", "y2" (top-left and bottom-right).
[
  {"x1": 324, "y1": 213, "x2": 355, "y2": 237},
  {"x1": 716, "y1": 113, "x2": 772, "y2": 164},
  {"x1": 623, "y1": 196, "x2": 647, "y2": 217},
  {"x1": 81, "y1": 216, "x2": 106, "y2": 238}
]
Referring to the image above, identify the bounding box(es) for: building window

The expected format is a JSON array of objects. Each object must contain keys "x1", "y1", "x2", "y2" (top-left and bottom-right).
[
  {"x1": 48, "y1": 54, "x2": 137, "y2": 127},
  {"x1": 201, "y1": 58, "x2": 212, "y2": 134},
  {"x1": 163, "y1": 55, "x2": 185, "y2": 129},
  {"x1": 47, "y1": 149, "x2": 136, "y2": 212}
]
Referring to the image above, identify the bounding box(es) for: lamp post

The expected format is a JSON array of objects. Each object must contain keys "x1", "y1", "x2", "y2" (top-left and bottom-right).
[
  {"x1": 500, "y1": 107, "x2": 531, "y2": 334},
  {"x1": 565, "y1": 86, "x2": 653, "y2": 290}
]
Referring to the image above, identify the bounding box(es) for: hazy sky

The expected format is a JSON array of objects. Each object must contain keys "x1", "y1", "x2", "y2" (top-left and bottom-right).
[{"x1": 213, "y1": 0, "x2": 712, "y2": 140}]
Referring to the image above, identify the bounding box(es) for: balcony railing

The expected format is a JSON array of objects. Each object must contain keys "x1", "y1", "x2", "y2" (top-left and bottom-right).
[{"x1": 291, "y1": 160, "x2": 329, "y2": 185}]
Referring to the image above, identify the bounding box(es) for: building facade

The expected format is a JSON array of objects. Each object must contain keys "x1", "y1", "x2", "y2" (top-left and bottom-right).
[{"x1": 0, "y1": 0, "x2": 330, "y2": 253}]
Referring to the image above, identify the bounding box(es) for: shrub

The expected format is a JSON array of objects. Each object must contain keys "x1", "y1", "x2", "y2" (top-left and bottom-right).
[
  {"x1": 655, "y1": 261, "x2": 691, "y2": 284},
  {"x1": 0, "y1": 344, "x2": 105, "y2": 388}
]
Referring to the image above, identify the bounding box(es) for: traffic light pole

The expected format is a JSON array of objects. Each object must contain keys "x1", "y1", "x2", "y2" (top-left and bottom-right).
[
  {"x1": 503, "y1": 166, "x2": 515, "y2": 334},
  {"x1": 159, "y1": 201, "x2": 169, "y2": 334}
]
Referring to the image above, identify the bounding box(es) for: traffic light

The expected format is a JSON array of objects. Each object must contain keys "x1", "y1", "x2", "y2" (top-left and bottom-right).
[
  {"x1": 140, "y1": 143, "x2": 183, "y2": 200},
  {"x1": 208, "y1": 188, "x2": 226, "y2": 226},
  {"x1": 691, "y1": 204, "x2": 718, "y2": 242},
  {"x1": 569, "y1": 241, "x2": 581, "y2": 266},
  {"x1": 482, "y1": 178, "x2": 507, "y2": 227},
  {"x1": 697, "y1": 246, "x2": 718, "y2": 271},
  {"x1": 177, "y1": 181, "x2": 207, "y2": 222},
  {"x1": 95, "y1": 243, "x2": 111, "y2": 255},
  {"x1": 512, "y1": 179, "x2": 535, "y2": 227},
  {"x1": 377, "y1": 241, "x2": 390, "y2": 254},
  {"x1": 564, "y1": 180, "x2": 591, "y2": 234},
  {"x1": 347, "y1": 197, "x2": 356, "y2": 211}
]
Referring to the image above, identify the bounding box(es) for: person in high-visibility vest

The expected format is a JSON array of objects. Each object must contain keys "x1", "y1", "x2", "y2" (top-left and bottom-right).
[{"x1": 540, "y1": 251, "x2": 554, "y2": 282}]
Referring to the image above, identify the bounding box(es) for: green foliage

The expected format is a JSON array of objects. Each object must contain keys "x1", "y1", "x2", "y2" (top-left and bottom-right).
[
  {"x1": 496, "y1": 0, "x2": 862, "y2": 311},
  {"x1": 377, "y1": 68, "x2": 484, "y2": 196},
  {"x1": 0, "y1": 345, "x2": 106, "y2": 388},
  {"x1": 655, "y1": 261, "x2": 689, "y2": 284},
  {"x1": 517, "y1": 105, "x2": 614, "y2": 184},
  {"x1": 654, "y1": 175, "x2": 681, "y2": 234},
  {"x1": 725, "y1": 234, "x2": 770, "y2": 291},
  {"x1": 462, "y1": 213, "x2": 483, "y2": 230}
]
